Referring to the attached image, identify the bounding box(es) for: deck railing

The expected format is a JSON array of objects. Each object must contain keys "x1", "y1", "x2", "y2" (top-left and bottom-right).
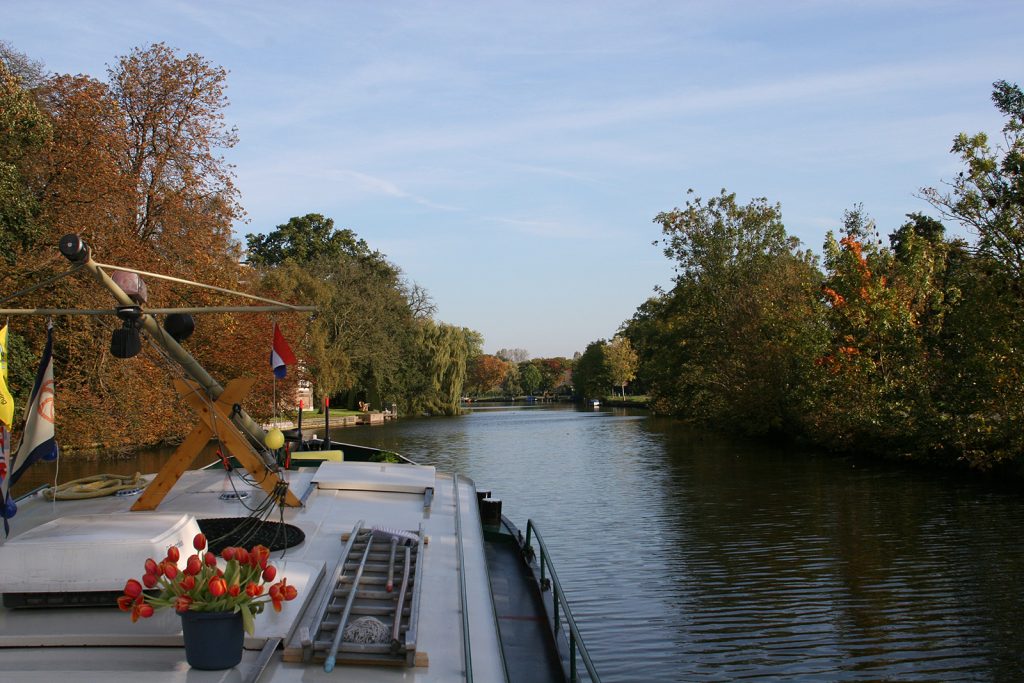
[{"x1": 524, "y1": 520, "x2": 602, "y2": 683}]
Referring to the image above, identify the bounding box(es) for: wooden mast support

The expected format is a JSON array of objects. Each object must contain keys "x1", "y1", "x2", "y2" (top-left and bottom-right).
[{"x1": 131, "y1": 377, "x2": 301, "y2": 511}]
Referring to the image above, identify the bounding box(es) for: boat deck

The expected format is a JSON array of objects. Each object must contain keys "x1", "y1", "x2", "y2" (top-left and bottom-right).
[{"x1": 0, "y1": 463, "x2": 505, "y2": 682}]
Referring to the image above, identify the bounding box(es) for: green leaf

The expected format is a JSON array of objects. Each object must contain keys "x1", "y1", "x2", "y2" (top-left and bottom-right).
[{"x1": 241, "y1": 604, "x2": 255, "y2": 635}]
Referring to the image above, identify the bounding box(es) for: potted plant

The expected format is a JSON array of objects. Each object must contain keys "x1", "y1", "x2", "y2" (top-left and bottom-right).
[{"x1": 119, "y1": 532, "x2": 299, "y2": 670}]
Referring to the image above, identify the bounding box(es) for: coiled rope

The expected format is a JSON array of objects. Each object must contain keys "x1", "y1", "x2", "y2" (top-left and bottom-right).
[{"x1": 42, "y1": 472, "x2": 148, "y2": 500}]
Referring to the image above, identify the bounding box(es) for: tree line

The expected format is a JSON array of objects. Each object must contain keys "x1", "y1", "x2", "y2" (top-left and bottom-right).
[
  {"x1": 0, "y1": 43, "x2": 479, "y2": 452},
  {"x1": 611, "y1": 81, "x2": 1024, "y2": 471}
]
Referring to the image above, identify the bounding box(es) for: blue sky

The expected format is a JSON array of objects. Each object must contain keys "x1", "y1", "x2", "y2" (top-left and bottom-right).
[{"x1": 5, "y1": 1, "x2": 1022, "y2": 357}]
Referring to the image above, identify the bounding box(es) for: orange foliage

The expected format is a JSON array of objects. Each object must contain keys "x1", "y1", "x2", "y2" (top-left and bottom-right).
[{"x1": 3, "y1": 45, "x2": 292, "y2": 452}]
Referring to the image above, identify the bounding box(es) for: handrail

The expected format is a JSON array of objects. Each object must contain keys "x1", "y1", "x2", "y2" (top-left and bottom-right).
[
  {"x1": 453, "y1": 475, "x2": 474, "y2": 682},
  {"x1": 525, "y1": 520, "x2": 602, "y2": 683}
]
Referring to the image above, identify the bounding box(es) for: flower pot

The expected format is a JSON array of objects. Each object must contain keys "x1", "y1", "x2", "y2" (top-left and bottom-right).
[{"x1": 179, "y1": 610, "x2": 244, "y2": 670}]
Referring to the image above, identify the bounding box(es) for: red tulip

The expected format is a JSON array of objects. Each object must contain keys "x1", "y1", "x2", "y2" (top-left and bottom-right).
[
  {"x1": 204, "y1": 551, "x2": 217, "y2": 567},
  {"x1": 117, "y1": 595, "x2": 134, "y2": 611},
  {"x1": 185, "y1": 555, "x2": 202, "y2": 576},
  {"x1": 162, "y1": 562, "x2": 178, "y2": 580},
  {"x1": 245, "y1": 582, "x2": 263, "y2": 598},
  {"x1": 208, "y1": 577, "x2": 227, "y2": 597},
  {"x1": 221, "y1": 547, "x2": 236, "y2": 562},
  {"x1": 144, "y1": 558, "x2": 159, "y2": 576},
  {"x1": 262, "y1": 565, "x2": 277, "y2": 582},
  {"x1": 174, "y1": 596, "x2": 192, "y2": 613},
  {"x1": 251, "y1": 545, "x2": 270, "y2": 569},
  {"x1": 235, "y1": 548, "x2": 250, "y2": 565},
  {"x1": 228, "y1": 584, "x2": 241, "y2": 598},
  {"x1": 180, "y1": 575, "x2": 195, "y2": 591},
  {"x1": 142, "y1": 573, "x2": 159, "y2": 589},
  {"x1": 123, "y1": 579, "x2": 143, "y2": 598},
  {"x1": 131, "y1": 602, "x2": 154, "y2": 622},
  {"x1": 193, "y1": 533, "x2": 207, "y2": 551},
  {"x1": 166, "y1": 546, "x2": 180, "y2": 563}
]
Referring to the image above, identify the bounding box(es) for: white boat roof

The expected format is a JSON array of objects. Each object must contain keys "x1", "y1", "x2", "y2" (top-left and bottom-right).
[{"x1": 0, "y1": 462, "x2": 504, "y2": 682}]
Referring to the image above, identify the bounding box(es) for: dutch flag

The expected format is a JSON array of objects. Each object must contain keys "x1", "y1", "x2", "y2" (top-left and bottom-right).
[{"x1": 270, "y1": 323, "x2": 297, "y2": 379}]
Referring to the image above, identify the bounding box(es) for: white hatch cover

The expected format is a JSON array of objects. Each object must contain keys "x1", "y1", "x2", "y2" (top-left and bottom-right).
[
  {"x1": 0, "y1": 513, "x2": 202, "y2": 593},
  {"x1": 313, "y1": 461, "x2": 436, "y2": 494}
]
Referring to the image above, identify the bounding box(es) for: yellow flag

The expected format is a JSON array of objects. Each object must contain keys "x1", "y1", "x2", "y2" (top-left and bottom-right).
[{"x1": 0, "y1": 324, "x2": 13, "y2": 426}]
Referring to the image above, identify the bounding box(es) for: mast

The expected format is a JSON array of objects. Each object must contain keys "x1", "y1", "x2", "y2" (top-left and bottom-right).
[{"x1": 57, "y1": 234, "x2": 274, "y2": 456}]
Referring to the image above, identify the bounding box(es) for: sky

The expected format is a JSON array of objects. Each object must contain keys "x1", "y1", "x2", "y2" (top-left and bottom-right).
[{"x1": 4, "y1": 1, "x2": 1023, "y2": 358}]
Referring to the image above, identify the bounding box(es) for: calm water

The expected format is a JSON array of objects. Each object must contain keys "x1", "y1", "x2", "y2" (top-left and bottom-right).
[{"x1": 15, "y1": 403, "x2": 1024, "y2": 681}]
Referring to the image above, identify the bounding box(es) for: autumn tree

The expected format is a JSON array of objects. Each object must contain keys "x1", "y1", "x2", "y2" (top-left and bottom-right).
[
  {"x1": 467, "y1": 354, "x2": 508, "y2": 396},
  {"x1": 534, "y1": 357, "x2": 573, "y2": 394},
  {"x1": 1, "y1": 44, "x2": 262, "y2": 450}
]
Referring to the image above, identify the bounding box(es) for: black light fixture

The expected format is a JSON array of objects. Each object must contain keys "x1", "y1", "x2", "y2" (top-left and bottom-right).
[
  {"x1": 163, "y1": 312, "x2": 195, "y2": 342},
  {"x1": 110, "y1": 305, "x2": 143, "y2": 359}
]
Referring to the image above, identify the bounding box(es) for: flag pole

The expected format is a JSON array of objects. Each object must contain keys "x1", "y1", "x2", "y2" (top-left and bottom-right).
[{"x1": 272, "y1": 320, "x2": 277, "y2": 420}]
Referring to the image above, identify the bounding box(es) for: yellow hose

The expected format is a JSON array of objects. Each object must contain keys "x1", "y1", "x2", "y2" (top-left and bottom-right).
[{"x1": 42, "y1": 472, "x2": 148, "y2": 500}]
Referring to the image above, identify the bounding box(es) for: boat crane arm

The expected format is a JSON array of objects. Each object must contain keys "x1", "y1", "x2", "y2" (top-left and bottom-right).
[{"x1": 57, "y1": 233, "x2": 278, "y2": 460}]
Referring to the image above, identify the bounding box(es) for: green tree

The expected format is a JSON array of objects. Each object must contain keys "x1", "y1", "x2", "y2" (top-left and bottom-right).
[
  {"x1": 573, "y1": 340, "x2": 610, "y2": 400},
  {"x1": 403, "y1": 322, "x2": 481, "y2": 415},
  {"x1": 922, "y1": 80, "x2": 1024, "y2": 281},
  {"x1": 636, "y1": 189, "x2": 825, "y2": 434},
  {"x1": 919, "y1": 80, "x2": 1024, "y2": 466},
  {"x1": 501, "y1": 361, "x2": 522, "y2": 398},
  {"x1": 604, "y1": 335, "x2": 638, "y2": 397},
  {"x1": 245, "y1": 213, "x2": 388, "y2": 273},
  {"x1": 0, "y1": 60, "x2": 51, "y2": 264},
  {"x1": 257, "y1": 237, "x2": 415, "y2": 409},
  {"x1": 519, "y1": 361, "x2": 542, "y2": 396}
]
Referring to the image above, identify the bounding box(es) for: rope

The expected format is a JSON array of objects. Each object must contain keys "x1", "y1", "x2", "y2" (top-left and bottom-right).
[{"x1": 42, "y1": 472, "x2": 148, "y2": 500}]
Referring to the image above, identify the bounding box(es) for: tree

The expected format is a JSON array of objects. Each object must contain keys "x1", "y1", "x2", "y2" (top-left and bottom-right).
[
  {"x1": 403, "y1": 322, "x2": 481, "y2": 415},
  {"x1": 501, "y1": 362, "x2": 522, "y2": 398},
  {"x1": 246, "y1": 213, "x2": 388, "y2": 274},
  {"x1": 922, "y1": 79, "x2": 1024, "y2": 281},
  {"x1": 9, "y1": 44, "x2": 261, "y2": 451},
  {"x1": 519, "y1": 361, "x2": 542, "y2": 396},
  {"x1": 109, "y1": 44, "x2": 241, "y2": 253},
  {"x1": 604, "y1": 335, "x2": 638, "y2": 397},
  {"x1": 534, "y1": 357, "x2": 572, "y2": 394},
  {"x1": 467, "y1": 355, "x2": 508, "y2": 396},
  {"x1": 573, "y1": 341, "x2": 610, "y2": 400},
  {"x1": 496, "y1": 348, "x2": 530, "y2": 363},
  {"x1": 0, "y1": 41, "x2": 47, "y2": 88},
  {"x1": 638, "y1": 189, "x2": 825, "y2": 433},
  {"x1": 0, "y1": 60, "x2": 50, "y2": 265}
]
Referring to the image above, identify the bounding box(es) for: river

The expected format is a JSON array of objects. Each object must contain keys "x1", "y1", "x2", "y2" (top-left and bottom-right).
[{"x1": 13, "y1": 402, "x2": 1024, "y2": 681}]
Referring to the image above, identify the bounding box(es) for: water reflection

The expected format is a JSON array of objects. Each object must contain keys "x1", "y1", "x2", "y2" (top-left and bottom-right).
[{"x1": 13, "y1": 404, "x2": 1024, "y2": 681}]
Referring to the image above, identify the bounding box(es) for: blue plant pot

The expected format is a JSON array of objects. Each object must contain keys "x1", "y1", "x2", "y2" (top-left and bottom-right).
[{"x1": 180, "y1": 610, "x2": 244, "y2": 670}]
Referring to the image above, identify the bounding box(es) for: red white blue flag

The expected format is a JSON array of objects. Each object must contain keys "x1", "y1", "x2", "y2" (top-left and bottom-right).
[{"x1": 270, "y1": 323, "x2": 297, "y2": 379}]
